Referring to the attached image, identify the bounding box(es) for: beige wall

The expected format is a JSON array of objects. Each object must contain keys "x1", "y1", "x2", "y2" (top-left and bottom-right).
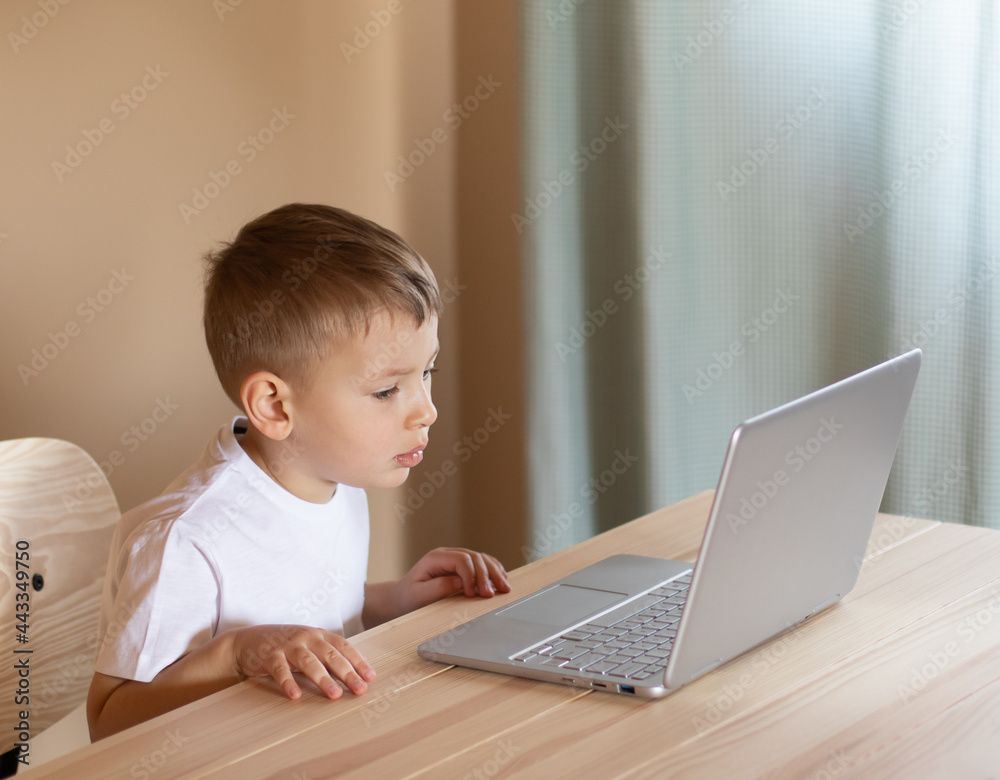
[{"x1": 0, "y1": 0, "x2": 523, "y2": 580}]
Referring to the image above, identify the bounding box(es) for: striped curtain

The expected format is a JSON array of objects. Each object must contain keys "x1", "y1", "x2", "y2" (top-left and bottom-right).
[{"x1": 520, "y1": 0, "x2": 999, "y2": 559}]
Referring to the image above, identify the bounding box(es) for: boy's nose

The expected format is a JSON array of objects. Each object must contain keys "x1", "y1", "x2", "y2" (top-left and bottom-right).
[{"x1": 411, "y1": 390, "x2": 437, "y2": 428}]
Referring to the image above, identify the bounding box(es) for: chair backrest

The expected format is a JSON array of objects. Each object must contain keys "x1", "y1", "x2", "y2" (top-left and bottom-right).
[{"x1": 0, "y1": 438, "x2": 119, "y2": 755}]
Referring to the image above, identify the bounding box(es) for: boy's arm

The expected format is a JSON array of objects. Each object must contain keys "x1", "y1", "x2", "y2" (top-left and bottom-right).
[
  {"x1": 87, "y1": 625, "x2": 375, "y2": 741},
  {"x1": 87, "y1": 630, "x2": 239, "y2": 741},
  {"x1": 363, "y1": 547, "x2": 510, "y2": 628}
]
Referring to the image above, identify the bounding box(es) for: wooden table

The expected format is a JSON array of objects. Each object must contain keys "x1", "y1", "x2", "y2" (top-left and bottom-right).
[{"x1": 23, "y1": 491, "x2": 1000, "y2": 778}]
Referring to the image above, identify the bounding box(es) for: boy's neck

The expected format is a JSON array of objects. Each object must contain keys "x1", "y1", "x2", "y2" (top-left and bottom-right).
[{"x1": 237, "y1": 425, "x2": 337, "y2": 504}]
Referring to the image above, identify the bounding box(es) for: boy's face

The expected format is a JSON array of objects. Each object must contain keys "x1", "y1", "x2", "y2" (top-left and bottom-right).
[{"x1": 286, "y1": 312, "x2": 439, "y2": 496}]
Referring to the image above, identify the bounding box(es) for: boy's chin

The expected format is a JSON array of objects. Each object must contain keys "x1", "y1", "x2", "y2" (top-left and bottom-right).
[{"x1": 368, "y1": 468, "x2": 413, "y2": 490}]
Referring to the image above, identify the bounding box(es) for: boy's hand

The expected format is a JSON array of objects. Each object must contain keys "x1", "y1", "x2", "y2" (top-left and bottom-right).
[
  {"x1": 230, "y1": 624, "x2": 376, "y2": 701},
  {"x1": 394, "y1": 547, "x2": 511, "y2": 615}
]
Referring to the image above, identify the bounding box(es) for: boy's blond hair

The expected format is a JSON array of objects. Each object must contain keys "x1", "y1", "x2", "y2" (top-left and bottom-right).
[{"x1": 203, "y1": 203, "x2": 442, "y2": 406}]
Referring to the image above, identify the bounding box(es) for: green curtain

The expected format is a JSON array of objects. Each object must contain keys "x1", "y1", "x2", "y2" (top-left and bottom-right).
[{"x1": 520, "y1": 0, "x2": 999, "y2": 560}]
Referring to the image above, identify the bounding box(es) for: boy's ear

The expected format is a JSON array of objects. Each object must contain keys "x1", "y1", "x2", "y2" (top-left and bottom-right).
[{"x1": 240, "y1": 371, "x2": 293, "y2": 441}]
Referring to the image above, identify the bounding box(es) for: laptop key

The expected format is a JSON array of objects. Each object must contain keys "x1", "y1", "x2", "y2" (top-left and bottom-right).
[
  {"x1": 563, "y1": 652, "x2": 608, "y2": 671},
  {"x1": 561, "y1": 630, "x2": 593, "y2": 641},
  {"x1": 552, "y1": 644, "x2": 590, "y2": 660},
  {"x1": 608, "y1": 661, "x2": 648, "y2": 678},
  {"x1": 587, "y1": 595, "x2": 665, "y2": 628},
  {"x1": 585, "y1": 659, "x2": 620, "y2": 675}
]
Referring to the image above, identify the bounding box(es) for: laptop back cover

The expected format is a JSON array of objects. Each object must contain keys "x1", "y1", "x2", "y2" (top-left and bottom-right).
[{"x1": 665, "y1": 349, "x2": 921, "y2": 688}]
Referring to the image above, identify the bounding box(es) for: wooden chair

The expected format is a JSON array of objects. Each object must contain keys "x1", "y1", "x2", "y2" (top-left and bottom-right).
[{"x1": 0, "y1": 439, "x2": 119, "y2": 775}]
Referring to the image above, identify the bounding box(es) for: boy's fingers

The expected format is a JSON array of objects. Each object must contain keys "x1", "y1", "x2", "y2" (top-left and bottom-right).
[
  {"x1": 471, "y1": 553, "x2": 494, "y2": 596},
  {"x1": 290, "y1": 649, "x2": 344, "y2": 699},
  {"x1": 267, "y1": 655, "x2": 301, "y2": 699},
  {"x1": 449, "y1": 549, "x2": 481, "y2": 597},
  {"x1": 322, "y1": 651, "x2": 368, "y2": 696},
  {"x1": 327, "y1": 636, "x2": 376, "y2": 685},
  {"x1": 485, "y1": 555, "x2": 511, "y2": 592},
  {"x1": 439, "y1": 548, "x2": 509, "y2": 597}
]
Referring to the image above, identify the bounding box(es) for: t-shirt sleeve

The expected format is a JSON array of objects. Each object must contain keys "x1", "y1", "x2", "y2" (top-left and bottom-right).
[{"x1": 94, "y1": 521, "x2": 220, "y2": 683}]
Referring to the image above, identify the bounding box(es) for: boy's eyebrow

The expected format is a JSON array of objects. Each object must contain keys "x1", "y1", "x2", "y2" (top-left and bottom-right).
[{"x1": 366, "y1": 345, "x2": 440, "y2": 382}]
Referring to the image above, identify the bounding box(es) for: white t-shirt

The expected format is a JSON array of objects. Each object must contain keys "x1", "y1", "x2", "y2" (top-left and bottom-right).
[{"x1": 94, "y1": 417, "x2": 369, "y2": 683}]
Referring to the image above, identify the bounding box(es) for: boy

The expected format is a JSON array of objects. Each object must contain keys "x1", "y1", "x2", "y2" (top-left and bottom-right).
[{"x1": 87, "y1": 204, "x2": 510, "y2": 740}]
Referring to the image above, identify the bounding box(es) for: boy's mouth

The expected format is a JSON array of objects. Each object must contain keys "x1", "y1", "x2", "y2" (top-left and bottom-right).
[{"x1": 394, "y1": 445, "x2": 426, "y2": 468}]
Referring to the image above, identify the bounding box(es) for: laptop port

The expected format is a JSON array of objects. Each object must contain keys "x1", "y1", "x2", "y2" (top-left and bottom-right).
[
  {"x1": 562, "y1": 677, "x2": 576, "y2": 684},
  {"x1": 591, "y1": 682, "x2": 607, "y2": 688},
  {"x1": 618, "y1": 685, "x2": 636, "y2": 694}
]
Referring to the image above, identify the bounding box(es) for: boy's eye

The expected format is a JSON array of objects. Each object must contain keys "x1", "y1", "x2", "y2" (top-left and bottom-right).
[
  {"x1": 423, "y1": 367, "x2": 439, "y2": 381},
  {"x1": 373, "y1": 386, "x2": 399, "y2": 401}
]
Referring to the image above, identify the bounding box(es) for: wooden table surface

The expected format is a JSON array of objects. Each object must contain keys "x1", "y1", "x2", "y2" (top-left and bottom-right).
[{"x1": 23, "y1": 491, "x2": 1000, "y2": 779}]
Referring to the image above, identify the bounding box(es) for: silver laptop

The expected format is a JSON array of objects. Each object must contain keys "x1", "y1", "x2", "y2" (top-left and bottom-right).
[{"x1": 418, "y1": 349, "x2": 922, "y2": 697}]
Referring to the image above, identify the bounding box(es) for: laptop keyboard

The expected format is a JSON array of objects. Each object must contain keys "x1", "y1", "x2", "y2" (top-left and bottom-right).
[{"x1": 511, "y1": 571, "x2": 693, "y2": 684}]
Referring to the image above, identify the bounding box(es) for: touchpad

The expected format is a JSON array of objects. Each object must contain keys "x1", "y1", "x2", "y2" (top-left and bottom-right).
[{"x1": 497, "y1": 584, "x2": 626, "y2": 626}]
